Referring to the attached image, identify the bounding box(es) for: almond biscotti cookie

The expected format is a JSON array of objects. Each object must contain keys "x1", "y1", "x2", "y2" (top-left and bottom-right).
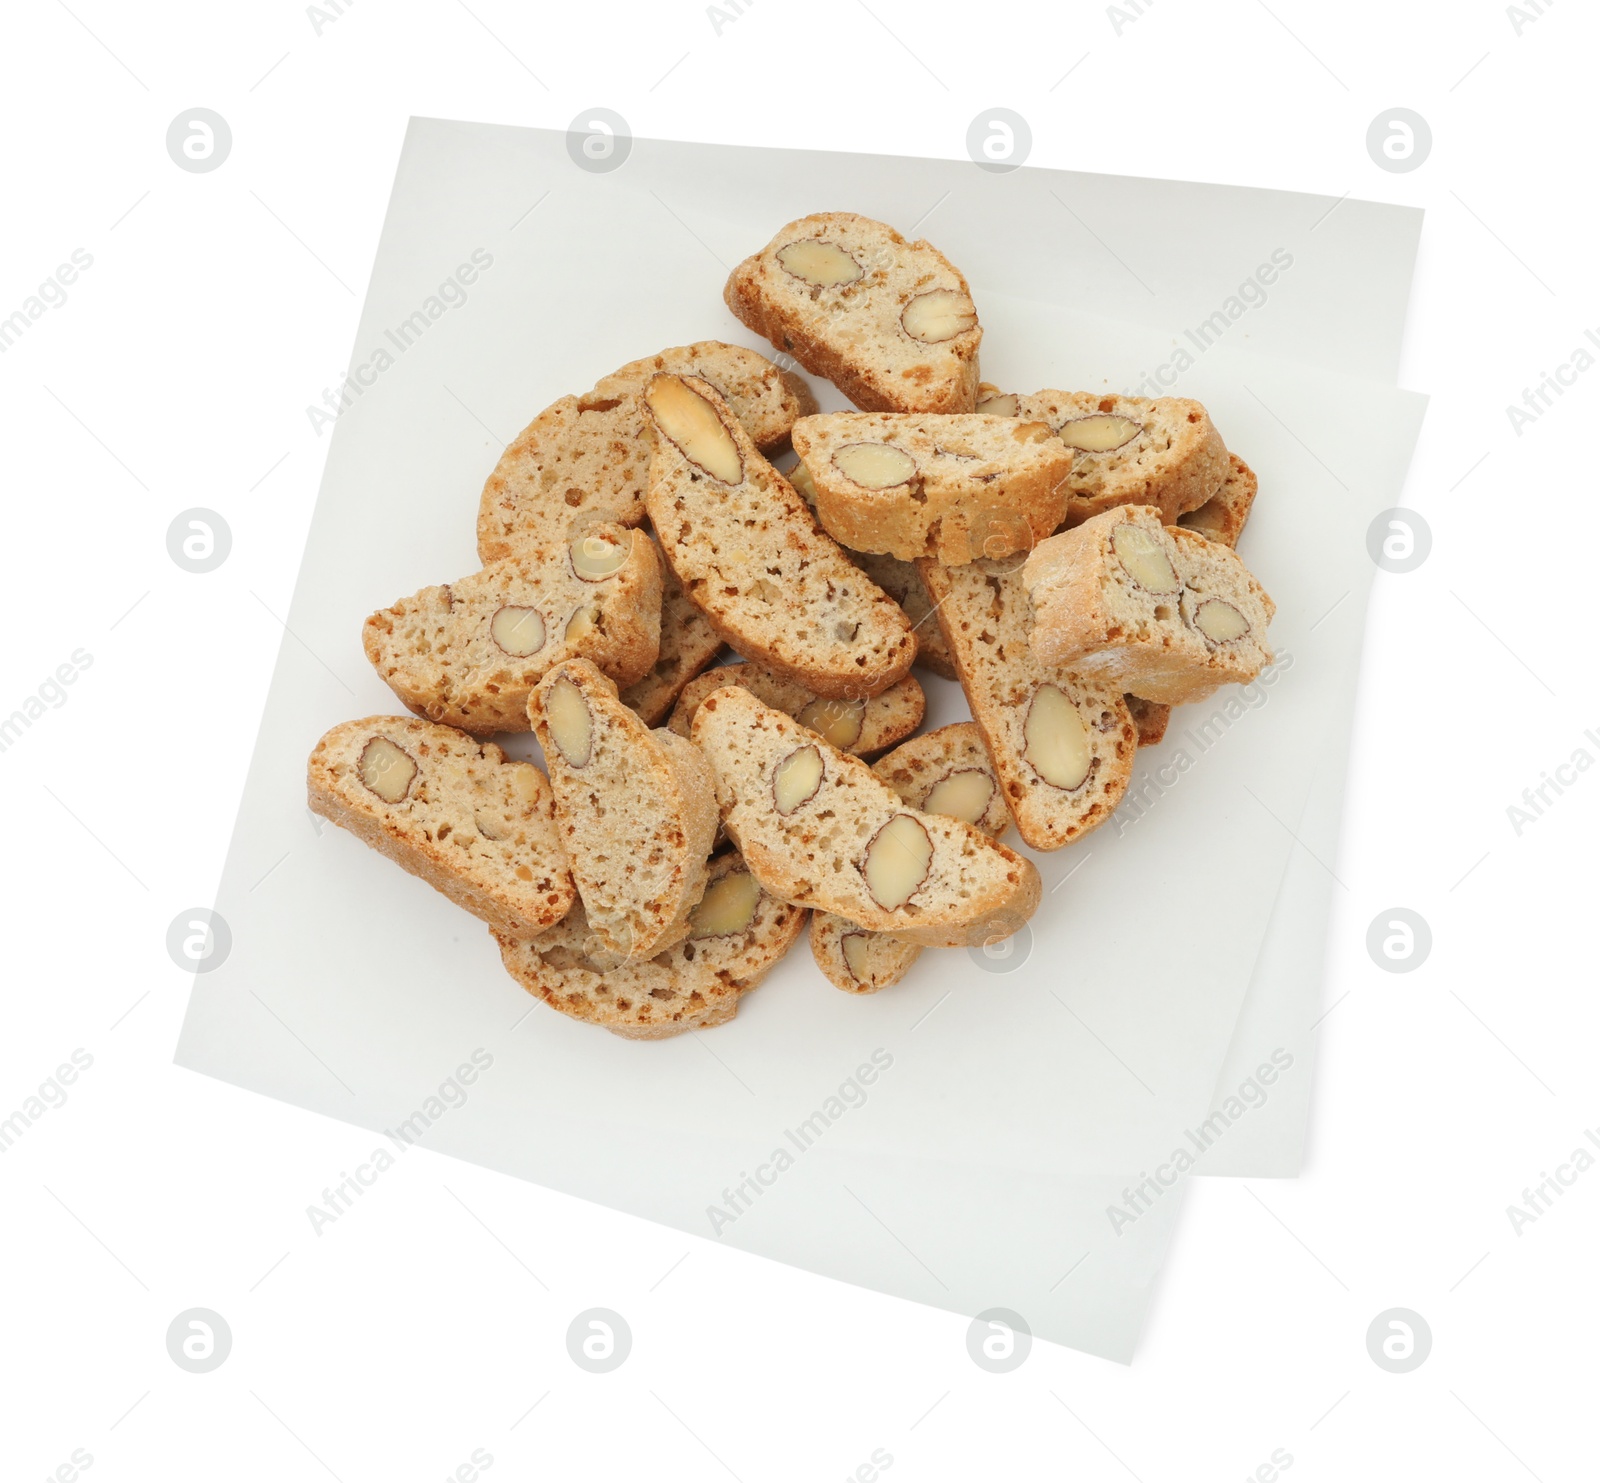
[
  {"x1": 918, "y1": 556, "x2": 1137, "y2": 851},
  {"x1": 691, "y1": 685, "x2": 1040, "y2": 948},
  {"x1": 363, "y1": 526, "x2": 662, "y2": 736},
  {"x1": 307, "y1": 716, "x2": 574, "y2": 939},
  {"x1": 1177, "y1": 452, "x2": 1258, "y2": 549},
  {"x1": 1023, "y1": 505, "x2": 1275, "y2": 705},
  {"x1": 669, "y1": 661, "x2": 924, "y2": 758},
  {"x1": 618, "y1": 555, "x2": 725, "y2": 726},
  {"x1": 791, "y1": 411, "x2": 1074, "y2": 564},
  {"x1": 529, "y1": 659, "x2": 718, "y2": 959},
  {"x1": 976, "y1": 384, "x2": 1227, "y2": 524},
  {"x1": 725, "y1": 213, "x2": 982, "y2": 414},
  {"x1": 477, "y1": 342, "x2": 809, "y2": 562},
  {"x1": 495, "y1": 849, "x2": 806, "y2": 1040},
  {"x1": 871, "y1": 721, "x2": 1013, "y2": 836},
  {"x1": 643, "y1": 373, "x2": 915, "y2": 699},
  {"x1": 1133, "y1": 455, "x2": 1257, "y2": 738},
  {"x1": 810, "y1": 723, "x2": 1010, "y2": 993},
  {"x1": 808, "y1": 919, "x2": 919, "y2": 998},
  {"x1": 785, "y1": 461, "x2": 955, "y2": 681}
]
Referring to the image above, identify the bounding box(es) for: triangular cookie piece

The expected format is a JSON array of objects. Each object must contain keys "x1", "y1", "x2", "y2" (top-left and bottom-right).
[
  {"x1": 976, "y1": 384, "x2": 1227, "y2": 524},
  {"x1": 791, "y1": 410, "x2": 1074, "y2": 564},
  {"x1": 1022, "y1": 505, "x2": 1275, "y2": 705},
  {"x1": 478, "y1": 341, "x2": 808, "y2": 561},
  {"x1": 810, "y1": 723, "x2": 1011, "y2": 993},
  {"x1": 529, "y1": 659, "x2": 719, "y2": 959},
  {"x1": 691, "y1": 686, "x2": 1040, "y2": 948},
  {"x1": 643, "y1": 373, "x2": 915, "y2": 700},
  {"x1": 917, "y1": 556, "x2": 1137, "y2": 851},
  {"x1": 307, "y1": 716, "x2": 574, "y2": 938},
  {"x1": 363, "y1": 525, "x2": 661, "y2": 734},
  {"x1": 726, "y1": 213, "x2": 981, "y2": 414}
]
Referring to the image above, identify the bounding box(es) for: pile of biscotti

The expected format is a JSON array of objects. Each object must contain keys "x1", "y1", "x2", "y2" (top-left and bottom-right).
[{"x1": 308, "y1": 212, "x2": 1276, "y2": 1040}]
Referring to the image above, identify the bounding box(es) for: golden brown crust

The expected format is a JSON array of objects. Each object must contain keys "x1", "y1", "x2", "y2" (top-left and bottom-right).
[
  {"x1": 1126, "y1": 696, "x2": 1172, "y2": 747},
  {"x1": 1177, "y1": 452, "x2": 1258, "y2": 549}
]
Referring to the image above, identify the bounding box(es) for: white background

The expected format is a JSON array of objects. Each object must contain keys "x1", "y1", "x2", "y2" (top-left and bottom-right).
[{"x1": 1, "y1": 2, "x2": 1594, "y2": 1479}]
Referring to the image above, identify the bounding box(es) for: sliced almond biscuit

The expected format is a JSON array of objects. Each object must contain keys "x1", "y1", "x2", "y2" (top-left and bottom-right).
[
  {"x1": 529, "y1": 659, "x2": 719, "y2": 960},
  {"x1": 785, "y1": 462, "x2": 955, "y2": 681},
  {"x1": 477, "y1": 341, "x2": 810, "y2": 563},
  {"x1": 1131, "y1": 452, "x2": 1263, "y2": 743},
  {"x1": 1023, "y1": 505, "x2": 1275, "y2": 705},
  {"x1": 791, "y1": 411, "x2": 1074, "y2": 564},
  {"x1": 810, "y1": 723, "x2": 1009, "y2": 994},
  {"x1": 1177, "y1": 452, "x2": 1259, "y2": 549},
  {"x1": 918, "y1": 556, "x2": 1137, "y2": 851},
  {"x1": 691, "y1": 685, "x2": 1040, "y2": 948},
  {"x1": 871, "y1": 721, "x2": 1013, "y2": 837},
  {"x1": 976, "y1": 384, "x2": 1227, "y2": 525},
  {"x1": 725, "y1": 213, "x2": 982, "y2": 415},
  {"x1": 364, "y1": 525, "x2": 662, "y2": 736},
  {"x1": 619, "y1": 554, "x2": 725, "y2": 726},
  {"x1": 809, "y1": 926, "x2": 919, "y2": 999},
  {"x1": 307, "y1": 716, "x2": 574, "y2": 939},
  {"x1": 669, "y1": 661, "x2": 924, "y2": 759},
  {"x1": 643, "y1": 373, "x2": 915, "y2": 700},
  {"x1": 494, "y1": 849, "x2": 807, "y2": 1040}
]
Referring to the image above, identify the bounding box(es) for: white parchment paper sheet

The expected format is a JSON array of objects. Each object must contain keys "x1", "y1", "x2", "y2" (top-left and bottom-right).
[{"x1": 175, "y1": 123, "x2": 1424, "y2": 1357}]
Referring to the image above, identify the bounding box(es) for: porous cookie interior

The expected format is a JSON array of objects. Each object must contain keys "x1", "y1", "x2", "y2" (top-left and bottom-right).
[
  {"x1": 477, "y1": 341, "x2": 803, "y2": 560},
  {"x1": 920, "y1": 558, "x2": 1136, "y2": 850},
  {"x1": 534, "y1": 665, "x2": 713, "y2": 957},
  {"x1": 694, "y1": 686, "x2": 1035, "y2": 940},
  {"x1": 727, "y1": 213, "x2": 980, "y2": 412},
  {"x1": 645, "y1": 375, "x2": 914, "y2": 695},
  {"x1": 309, "y1": 717, "x2": 573, "y2": 930},
  {"x1": 364, "y1": 526, "x2": 658, "y2": 731},
  {"x1": 810, "y1": 912, "x2": 921, "y2": 994}
]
